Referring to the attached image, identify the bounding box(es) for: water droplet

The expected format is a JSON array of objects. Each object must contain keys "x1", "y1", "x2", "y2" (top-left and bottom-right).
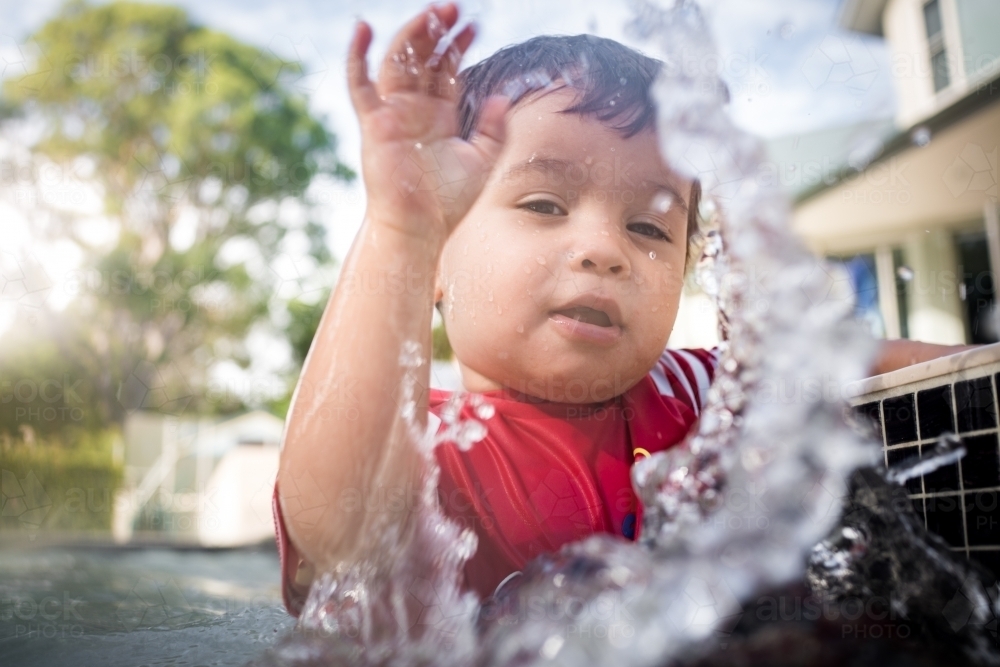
[
  {"x1": 516, "y1": 324, "x2": 524, "y2": 333},
  {"x1": 496, "y1": 305, "x2": 503, "y2": 315},
  {"x1": 652, "y1": 305, "x2": 659, "y2": 312},
  {"x1": 652, "y1": 192, "x2": 674, "y2": 213},
  {"x1": 414, "y1": 142, "x2": 422, "y2": 149},
  {"x1": 911, "y1": 126, "x2": 931, "y2": 146},
  {"x1": 601, "y1": 230, "x2": 610, "y2": 236},
  {"x1": 524, "y1": 266, "x2": 532, "y2": 274},
  {"x1": 528, "y1": 152, "x2": 537, "y2": 163},
  {"x1": 487, "y1": 291, "x2": 494, "y2": 302},
  {"x1": 455, "y1": 420, "x2": 487, "y2": 451},
  {"x1": 398, "y1": 340, "x2": 424, "y2": 368},
  {"x1": 518, "y1": 219, "x2": 524, "y2": 226},
  {"x1": 585, "y1": 156, "x2": 593, "y2": 165},
  {"x1": 649, "y1": 251, "x2": 657, "y2": 260},
  {"x1": 475, "y1": 402, "x2": 495, "y2": 419},
  {"x1": 536, "y1": 256, "x2": 546, "y2": 265}
]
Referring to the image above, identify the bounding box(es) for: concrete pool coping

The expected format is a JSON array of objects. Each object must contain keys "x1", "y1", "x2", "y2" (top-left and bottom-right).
[{"x1": 845, "y1": 342, "x2": 1000, "y2": 401}]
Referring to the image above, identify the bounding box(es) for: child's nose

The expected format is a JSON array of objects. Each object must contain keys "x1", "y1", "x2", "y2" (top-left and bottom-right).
[
  {"x1": 579, "y1": 256, "x2": 624, "y2": 275},
  {"x1": 572, "y1": 229, "x2": 630, "y2": 277}
]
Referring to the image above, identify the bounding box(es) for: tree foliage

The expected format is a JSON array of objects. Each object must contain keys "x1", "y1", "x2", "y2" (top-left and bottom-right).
[{"x1": 0, "y1": 0, "x2": 352, "y2": 438}]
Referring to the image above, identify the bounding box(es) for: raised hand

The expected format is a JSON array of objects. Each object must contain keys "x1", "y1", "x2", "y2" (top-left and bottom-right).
[{"x1": 347, "y1": 3, "x2": 508, "y2": 244}]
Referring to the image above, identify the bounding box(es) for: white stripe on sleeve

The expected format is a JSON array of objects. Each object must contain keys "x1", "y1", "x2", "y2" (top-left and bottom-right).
[
  {"x1": 674, "y1": 349, "x2": 712, "y2": 410},
  {"x1": 649, "y1": 362, "x2": 675, "y2": 398},
  {"x1": 659, "y1": 350, "x2": 698, "y2": 413}
]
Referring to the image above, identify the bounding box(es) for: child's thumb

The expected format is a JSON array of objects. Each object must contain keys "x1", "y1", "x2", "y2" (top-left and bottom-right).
[{"x1": 470, "y1": 95, "x2": 510, "y2": 158}]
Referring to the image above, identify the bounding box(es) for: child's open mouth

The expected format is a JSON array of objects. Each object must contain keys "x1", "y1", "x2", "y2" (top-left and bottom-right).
[
  {"x1": 548, "y1": 302, "x2": 623, "y2": 345},
  {"x1": 552, "y1": 306, "x2": 613, "y2": 327}
]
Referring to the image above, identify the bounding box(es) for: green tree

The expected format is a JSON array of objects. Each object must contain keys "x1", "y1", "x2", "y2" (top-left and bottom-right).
[{"x1": 0, "y1": 0, "x2": 352, "y2": 438}]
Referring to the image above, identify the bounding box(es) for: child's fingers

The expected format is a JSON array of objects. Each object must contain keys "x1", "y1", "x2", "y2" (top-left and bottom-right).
[
  {"x1": 347, "y1": 21, "x2": 379, "y2": 115},
  {"x1": 426, "y1": 21, "x2": 476, "y2": 101},
  {"x1": 377, "y1": 4, "x2": 459, "y2": 95}
]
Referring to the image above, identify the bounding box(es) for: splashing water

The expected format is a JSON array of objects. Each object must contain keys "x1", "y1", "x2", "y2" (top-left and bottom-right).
[{"x1": 257, "y1": 2, "x2": 1000, "y2": 666}]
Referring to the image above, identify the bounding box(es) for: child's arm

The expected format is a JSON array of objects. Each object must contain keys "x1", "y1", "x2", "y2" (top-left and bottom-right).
[
  {"x1": 870, "y1": 339, "x2": 977, "y2": 376},
  {"x1": 277, "y1": 4, "x2": 508, "y2": 571}
]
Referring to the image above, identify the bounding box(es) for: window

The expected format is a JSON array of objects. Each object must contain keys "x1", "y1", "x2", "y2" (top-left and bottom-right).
[
  {"x1": 829, "y1": 253, "x2": 885, "y2": 338},
  {"x1": 923, "y1": 0, "x2": 951, "y2": 91},
  {"x1": 955, "y1": 0, "x2": 1000, "y2": 81}
]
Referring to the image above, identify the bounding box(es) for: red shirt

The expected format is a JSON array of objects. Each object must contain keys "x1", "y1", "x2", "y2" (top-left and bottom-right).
[{"x1": 273, "y1": 347, "x2": 718, "y2": 615}]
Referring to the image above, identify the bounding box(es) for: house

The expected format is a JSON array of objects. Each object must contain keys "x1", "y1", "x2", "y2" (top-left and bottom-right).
[
  {"x1": 790, "y1": 0, "x2": 1000, "y2": 344},
  {"x1": 114, "y1": 410, "x2": 283, "y2": 547}
]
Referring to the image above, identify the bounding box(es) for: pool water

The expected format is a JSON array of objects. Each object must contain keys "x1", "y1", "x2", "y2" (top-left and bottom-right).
[{"x1": 0, "y1": 544, "x2": 294, "y2": 667}]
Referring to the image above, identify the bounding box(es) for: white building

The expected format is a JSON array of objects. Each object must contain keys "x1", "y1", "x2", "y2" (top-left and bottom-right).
[
  {"x1": 790, "y1": 0, "x2": 1000, "y2": 345},
  {"x1": 114, "y1": 410, "x2": 283, "y2": 547}
]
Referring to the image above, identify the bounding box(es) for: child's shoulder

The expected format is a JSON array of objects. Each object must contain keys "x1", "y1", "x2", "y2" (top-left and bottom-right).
[{"x1": 651, "y1": 346, "x2": 719, "y2": 411}]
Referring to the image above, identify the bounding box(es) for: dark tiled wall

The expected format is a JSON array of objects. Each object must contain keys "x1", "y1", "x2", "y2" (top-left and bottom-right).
[{"x1": 854, "y1": 373, "x2": 1000, "y2": 582}]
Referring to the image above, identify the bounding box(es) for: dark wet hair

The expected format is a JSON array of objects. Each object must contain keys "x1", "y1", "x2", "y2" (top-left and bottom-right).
[
  {"x1": 455, "y1": 34, "x2": 701, "y2": 261},
  {"x1": 456, "y1": 34, "x2": 661, "y2": 141}
]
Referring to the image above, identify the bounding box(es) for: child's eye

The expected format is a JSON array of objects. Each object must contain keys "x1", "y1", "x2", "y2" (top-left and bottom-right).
[
  {"x1": 627, "y1": 221, "x2": 672, "y2": 242},
  {"x1": 520, "y1": 200, "x2": 565, "y2": 216}
]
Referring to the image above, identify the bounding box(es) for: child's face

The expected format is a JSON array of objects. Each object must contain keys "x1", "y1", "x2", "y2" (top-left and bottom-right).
[{"x1": 436, "y1": 88, "x2": 692, "y2": 403}]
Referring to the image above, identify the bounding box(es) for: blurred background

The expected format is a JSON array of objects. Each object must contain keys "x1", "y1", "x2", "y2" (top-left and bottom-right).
[{"x1": 0, "y1": 0, "x2": 997, "y2": 663}]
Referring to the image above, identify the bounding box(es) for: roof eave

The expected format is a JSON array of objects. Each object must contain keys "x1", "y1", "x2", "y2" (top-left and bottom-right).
[{"x1": 838, "y1": 0, "x2": 889, "y2": 36}]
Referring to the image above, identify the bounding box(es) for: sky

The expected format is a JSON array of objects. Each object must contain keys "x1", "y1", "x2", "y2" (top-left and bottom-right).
[{"x1": 2, "y1": 0, "x2": 897, "y2": 263}]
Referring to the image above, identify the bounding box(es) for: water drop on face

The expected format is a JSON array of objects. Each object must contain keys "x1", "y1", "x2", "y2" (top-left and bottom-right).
[
  {"x1": 524, "y1": 266, "x2": 532, "y2": 274},
  {"x1": 601, "y1": 230, "x2": 610, "y2": 236},
  {"x1": 585, "y1": 156, "x2": 593, "y2": 165},
  {"x1": 652, "y1": 192, "x2": 674, "y2": 213},
  {"x1": 528, "y1": 152, "x2": 536, "y2": 163},
  {"x1": 652, "y1": 305, "x2": 659, "y2": 312},
  {"x1": 649, "y1": 251, "x2": 657, "y2": 259},
  {"x1": 414, "y1": 142, "x2": 422, "y2": 149},
  {"x1": 518, "y1": 219, "x2": 524, "y2": 226},
  {"x1": 536, "y1": 256, "x2": 546, "y2": 265},
  {"x1": 516, "y1": 324, "x2": 524, "y2": 333},
  {"x1": 497, "y1": 305, "x2": 503, "y2": 315},
  {"x1": 487, "y1": 290, "x2": 494, "y2": 302}
]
